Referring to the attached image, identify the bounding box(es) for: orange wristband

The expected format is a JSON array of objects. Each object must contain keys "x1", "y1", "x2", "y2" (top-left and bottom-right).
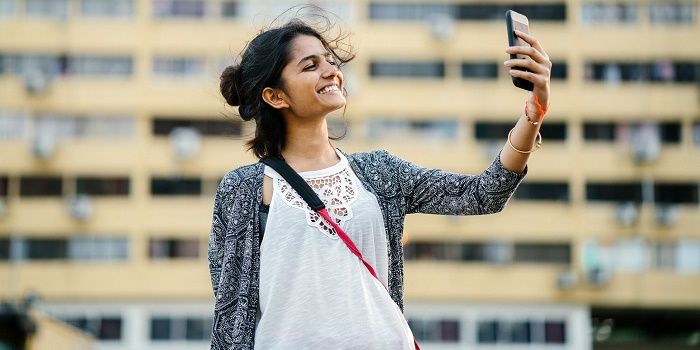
[{"x1": 524, "y1": 95, "x2": 549, "y2": 125}]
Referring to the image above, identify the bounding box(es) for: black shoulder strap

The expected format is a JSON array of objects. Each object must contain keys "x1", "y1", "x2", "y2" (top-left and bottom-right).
[{"x1": 260, "y1": 157, "x2": 325, "y2": 211}]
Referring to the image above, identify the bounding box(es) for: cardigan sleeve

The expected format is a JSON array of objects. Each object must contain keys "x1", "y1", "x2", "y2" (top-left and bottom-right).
[
  {"x1": 207, "y1": 172, "x2": 238, "y2": 297},
  {"x1": 384, "y1": 150, "x2": 527, "y2": 215}
]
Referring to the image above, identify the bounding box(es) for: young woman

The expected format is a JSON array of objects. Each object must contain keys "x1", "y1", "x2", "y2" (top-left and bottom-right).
[{"x1": 209, "y1": 16, "x2": 551, "y2": 350}]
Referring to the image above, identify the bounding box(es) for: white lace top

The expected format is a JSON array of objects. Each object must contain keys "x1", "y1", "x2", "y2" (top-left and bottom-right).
[{"x1": 254, "y1": 149, "x2": 415, "y2": 349}]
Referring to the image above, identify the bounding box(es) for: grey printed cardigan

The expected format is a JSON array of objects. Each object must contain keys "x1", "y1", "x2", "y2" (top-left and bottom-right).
[{"x1": 208, "y1": 149, "x2": 526, "y2": 349}]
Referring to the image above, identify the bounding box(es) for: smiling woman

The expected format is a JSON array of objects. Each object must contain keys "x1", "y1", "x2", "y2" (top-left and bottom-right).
[
  {"x1": 219, "y1": 17, "x2": 354, "y2": 159},
  {"x1": 210, "y1": 6, "x2": 542, "y2": 350}
]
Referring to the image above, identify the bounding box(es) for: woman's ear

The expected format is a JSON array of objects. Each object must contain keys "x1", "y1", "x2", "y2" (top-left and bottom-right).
[{"x1": 261, "y1": 87, "x2": 290, "y2": 110}]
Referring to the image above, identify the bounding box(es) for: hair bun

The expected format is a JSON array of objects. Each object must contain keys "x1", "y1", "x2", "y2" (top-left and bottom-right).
[{"x1": 220, "y1": 64, "x2": 242, "y2": 107}]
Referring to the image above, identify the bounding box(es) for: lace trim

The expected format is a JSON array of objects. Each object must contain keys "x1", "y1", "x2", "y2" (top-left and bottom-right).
[{"x1": 275, "y1": 167, "x2": 359, "y2": 239}]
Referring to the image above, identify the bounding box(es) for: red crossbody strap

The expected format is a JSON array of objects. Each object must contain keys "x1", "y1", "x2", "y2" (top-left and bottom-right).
[
  {"x1": 318, "y1": 208, "x2": 421, "y2": 350},
  {"x1": 318, "y1": 208, "x2": 382, "y2": 285}
]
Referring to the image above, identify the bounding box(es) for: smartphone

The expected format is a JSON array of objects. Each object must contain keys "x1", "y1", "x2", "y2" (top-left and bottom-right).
[{"x1": 505, "y1": 10, "x2": 534, "y2": 91}]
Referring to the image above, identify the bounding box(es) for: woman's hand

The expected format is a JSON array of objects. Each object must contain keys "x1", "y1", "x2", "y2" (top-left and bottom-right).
[{"x1": 504, "y1": 30, "x2": 551, "y2": 118}]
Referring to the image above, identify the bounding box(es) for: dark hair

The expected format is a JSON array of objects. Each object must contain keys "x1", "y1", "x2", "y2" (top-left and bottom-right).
[{"x1": 220, "y1": 13, "x2": 355, "y2": 159}]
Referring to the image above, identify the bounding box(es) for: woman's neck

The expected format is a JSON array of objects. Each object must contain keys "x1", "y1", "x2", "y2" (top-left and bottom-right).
[{"x1": 281, "y1": 117, "x2": 339, "y2": 172}]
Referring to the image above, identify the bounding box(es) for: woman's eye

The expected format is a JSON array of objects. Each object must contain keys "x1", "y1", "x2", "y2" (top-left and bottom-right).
[
  {"x1": 328, "y1": 61, "x2": 337, "y2": 66},
  {"x1": 304, "y1": 64, "x2": 316, "y2": 70}
]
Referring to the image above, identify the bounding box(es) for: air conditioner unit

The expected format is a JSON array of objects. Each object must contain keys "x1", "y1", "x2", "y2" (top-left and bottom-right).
[
  {"x1": 655, "y1": 204, "x2": 679, "y2": 227},
  {"x1": 428, "y1": 13, "x2": 455, "y2": 41},
  {"x1": 23, "y1": 68, "x2": 50, "y2": 95},
  {"x1": 68, "y1": 194, "x2": 94, "y2": 221},
  {"x1": 615, "y1": 202, "x2": 638, "y2": 227},
  {"x1": 629, "y1": 123, "x2": 660, "y2": 164},
  {"x1": 170, "y1": 127, "x2": 202, "y2": 161},
  {"x1": 556, "y1": 269, "x2": 578, "y2": 290},
  {"x1": 485, "y1": 241, "x2": 512, "y2": 265},
  {"x1": 32, "y1": 132, "x2": 56, "y2": 160},
  {"x1": 587, "y1": 266, "x2": 611, "y2": 287}
]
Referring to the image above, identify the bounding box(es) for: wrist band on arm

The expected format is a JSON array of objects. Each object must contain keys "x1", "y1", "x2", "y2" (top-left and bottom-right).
[
  {"x1": 507, "y1": 128, "x2": 542, "y2": 154},
  {"x1": 524, "y1": 95, "x2": 549, "y2": 125}
]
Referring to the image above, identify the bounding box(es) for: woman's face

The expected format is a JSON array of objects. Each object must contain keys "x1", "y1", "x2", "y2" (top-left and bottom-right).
[{"x1": 276, "y1": 35, "x2": 345, "y2": 119}]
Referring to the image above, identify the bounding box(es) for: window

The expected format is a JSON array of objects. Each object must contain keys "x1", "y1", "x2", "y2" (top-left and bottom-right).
[
  {"x1": 153, "y1": 57, "x2": 204, "y2": 78},
  {"x1": 26, "y1": 238, "x2": 68, "y2": 260},
  {"x1": 68, "y1": 236, "x2": 128, "y2": 261},
  {"x1": 461, "y1": 62, "x2": 498, "y2": 79},
  {"x1": 586, "y1": 61, "x2": 700, "y2": 84},
  {"x1": 151, "y1": 178, "x2": 201, "y2": 196},
  {"x1": 185, "y1": 318, "x2": 208, "y2": 340},
  {"x1": 406, "y1": 241, "x2": 569, "y2": 265},
  {"x1": 514, "y1": 243, "x2": 571, "y2": 264},
  {"x1": 676, "y1": 240, "x2": 700, "y2": 274},
  {"x1": 152, "y1": 118, "x2": 241, "y2": 136},
  {"x1": 0, "y1": 0, "x2": 17, "y2": 19},
  {"x1": 586, "y1": 182, "x2": 643, "y2": 203},
  {"x1": 32, "y1": 115, "x2": 134, "y2": 140},
  {"x1": 0, "y1": 54, "x2": 64, "y2": 78},
  {"x1": 581, "y1": 2, "x2": 639, "y2": 24},
  {"x1": 474, "y1": 122, "x2": 509, "y2": 141},
  {"x1": 539, "y1": 122, "x2": 567, "y2": 141},
  {"x1": 150, "y1": 318, "x2": 171, "y2": 340},
  {"x1": 368, "y1": 3, "x2": 454, "y2": 21},
  {"x1": 64, "y1": 316, "x2": 123, "y2": 340},
  {"x1": 614, "y1": 239, "x2": 648, "y2": 273},
  {"x1": 584, "y1": 122, "x2": 616, "y2": 141},
  {"x1": 673, "y1": 62, "x2": 700, "y2": 83},
  {"x1": 20, "y1": 176, "x2": 62, "y2": 197},
  {"x1": 370, "y1": 61, "x2": 445, "y2": 79},
  {"x1": 514, "y1": 182, "x2": 569, "y2": 202},
  {"x1": 457, "y1": 4, "x2": 566, "y2": 21},
  {"x1": 76, "y1": 177, "x2": 130, "y2": 196},
  {"x1": 509, "y1": 320, "x2": 532, "y2": 343},
  {"x1": 477, "y1": 320, "x2": 499, "y2": 343},
  {"x1": 408, "y1": 318, "x2": 460, "y2": 342},
  {"x1": 68, "y1": 56, "x2": 133, "y2": 77},
  {"x1": 649, "y1": 1, "x2": 695, "y2": 24},
  {"x1": 404, "y1": 242, "x2": 461, "y2": 261},
  {"x1": 0, "y1": 238, "x2": 9, "y2": 260},
  {"x1": 221, "y1": 0, "x2": 237, "y2": 17},
  {"x1": 150, "y1": 316, "x2": 212, "y2": 341},
  {"x1": 152, "y1": 0, "x2": 205, "y2": 18},
  {"x1": 149, "y1": 238, "x2": 199, "y2": 259},
  {"x1": 461, "y1": 242, "x2": 487, "y2": 262},
  {"x1": 26, "y1": 0, "x2": 68, "y2": 19},
  {"x1": 551, "y1": 61, "x2": 567, "y2": 80},
  {"x1": 0, "y1": 176, "x2": 7, "y2": 197},
  {"x1": 80, "y1": 0, "x2": 134, "y2": 18},
  {"x1": 366, "y1": 119, "x2": 458, "y2": 141},
  {"x1": 693, "y1": 121, "x2": 700, "y2": 145},
  {"x1": 654, "y1": 183, "x2": 698, "y2": 204},
  {"x1": 655, "y1": 241, "x2": 676, "y2": 270},
  {"x1": 658, "y1": 122, "x2": 682, "y2": 143},
  {"x1": 478, "y1": 319, "x2": 568, "y2": 344},
  {"x1": 545, "y1": 320, "x2": 567, "y2": 343}
]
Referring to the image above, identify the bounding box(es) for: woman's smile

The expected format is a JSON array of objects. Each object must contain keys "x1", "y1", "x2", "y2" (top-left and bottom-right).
[{"x1": 317, "y1": 84, "x2": 340, "y2": 95}]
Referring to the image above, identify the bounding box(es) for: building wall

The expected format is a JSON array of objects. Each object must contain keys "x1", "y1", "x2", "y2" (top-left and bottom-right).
[{"x1": 1, "y1": 0, "x2": 699, "y2": 348}]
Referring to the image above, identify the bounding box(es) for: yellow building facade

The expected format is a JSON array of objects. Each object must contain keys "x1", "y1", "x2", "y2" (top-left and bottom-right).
[{"x1": 0, "y1": 0, "x2": 699, "y2": 349}]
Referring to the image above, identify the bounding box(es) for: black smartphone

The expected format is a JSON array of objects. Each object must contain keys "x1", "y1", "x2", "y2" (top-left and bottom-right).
[{"x1": 505, "y1": 10, "x2": 534, "y2": 91}]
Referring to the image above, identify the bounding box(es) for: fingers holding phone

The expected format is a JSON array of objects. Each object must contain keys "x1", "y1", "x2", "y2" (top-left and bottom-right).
[{"x1": 504, "y1": 10, "x2": 552, "y2": 105}]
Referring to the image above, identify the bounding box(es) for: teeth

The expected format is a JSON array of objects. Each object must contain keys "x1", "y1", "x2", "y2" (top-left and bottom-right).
[{"x1": 318, "y1": 85, "x2": 339, "y2": 94}]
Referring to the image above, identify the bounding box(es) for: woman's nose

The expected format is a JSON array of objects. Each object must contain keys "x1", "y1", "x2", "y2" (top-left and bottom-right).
[{"x1": 321, "y1": 62, "x2": 340, "y2": 78}]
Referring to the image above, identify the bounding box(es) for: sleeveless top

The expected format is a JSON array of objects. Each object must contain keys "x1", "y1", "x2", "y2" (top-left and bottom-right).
[{"x1": 253, "y1": 149, "x2": 415, "y2": 349}]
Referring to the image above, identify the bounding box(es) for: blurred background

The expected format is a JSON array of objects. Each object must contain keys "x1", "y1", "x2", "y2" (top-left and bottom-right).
[{"x1": 0, "y1": 0, "x2": 699, "y2": 349}]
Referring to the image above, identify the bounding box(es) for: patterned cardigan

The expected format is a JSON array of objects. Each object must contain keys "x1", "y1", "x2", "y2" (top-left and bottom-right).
[{"x1": 208, "y1": 149, "x2": 526, "y2": 349}]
